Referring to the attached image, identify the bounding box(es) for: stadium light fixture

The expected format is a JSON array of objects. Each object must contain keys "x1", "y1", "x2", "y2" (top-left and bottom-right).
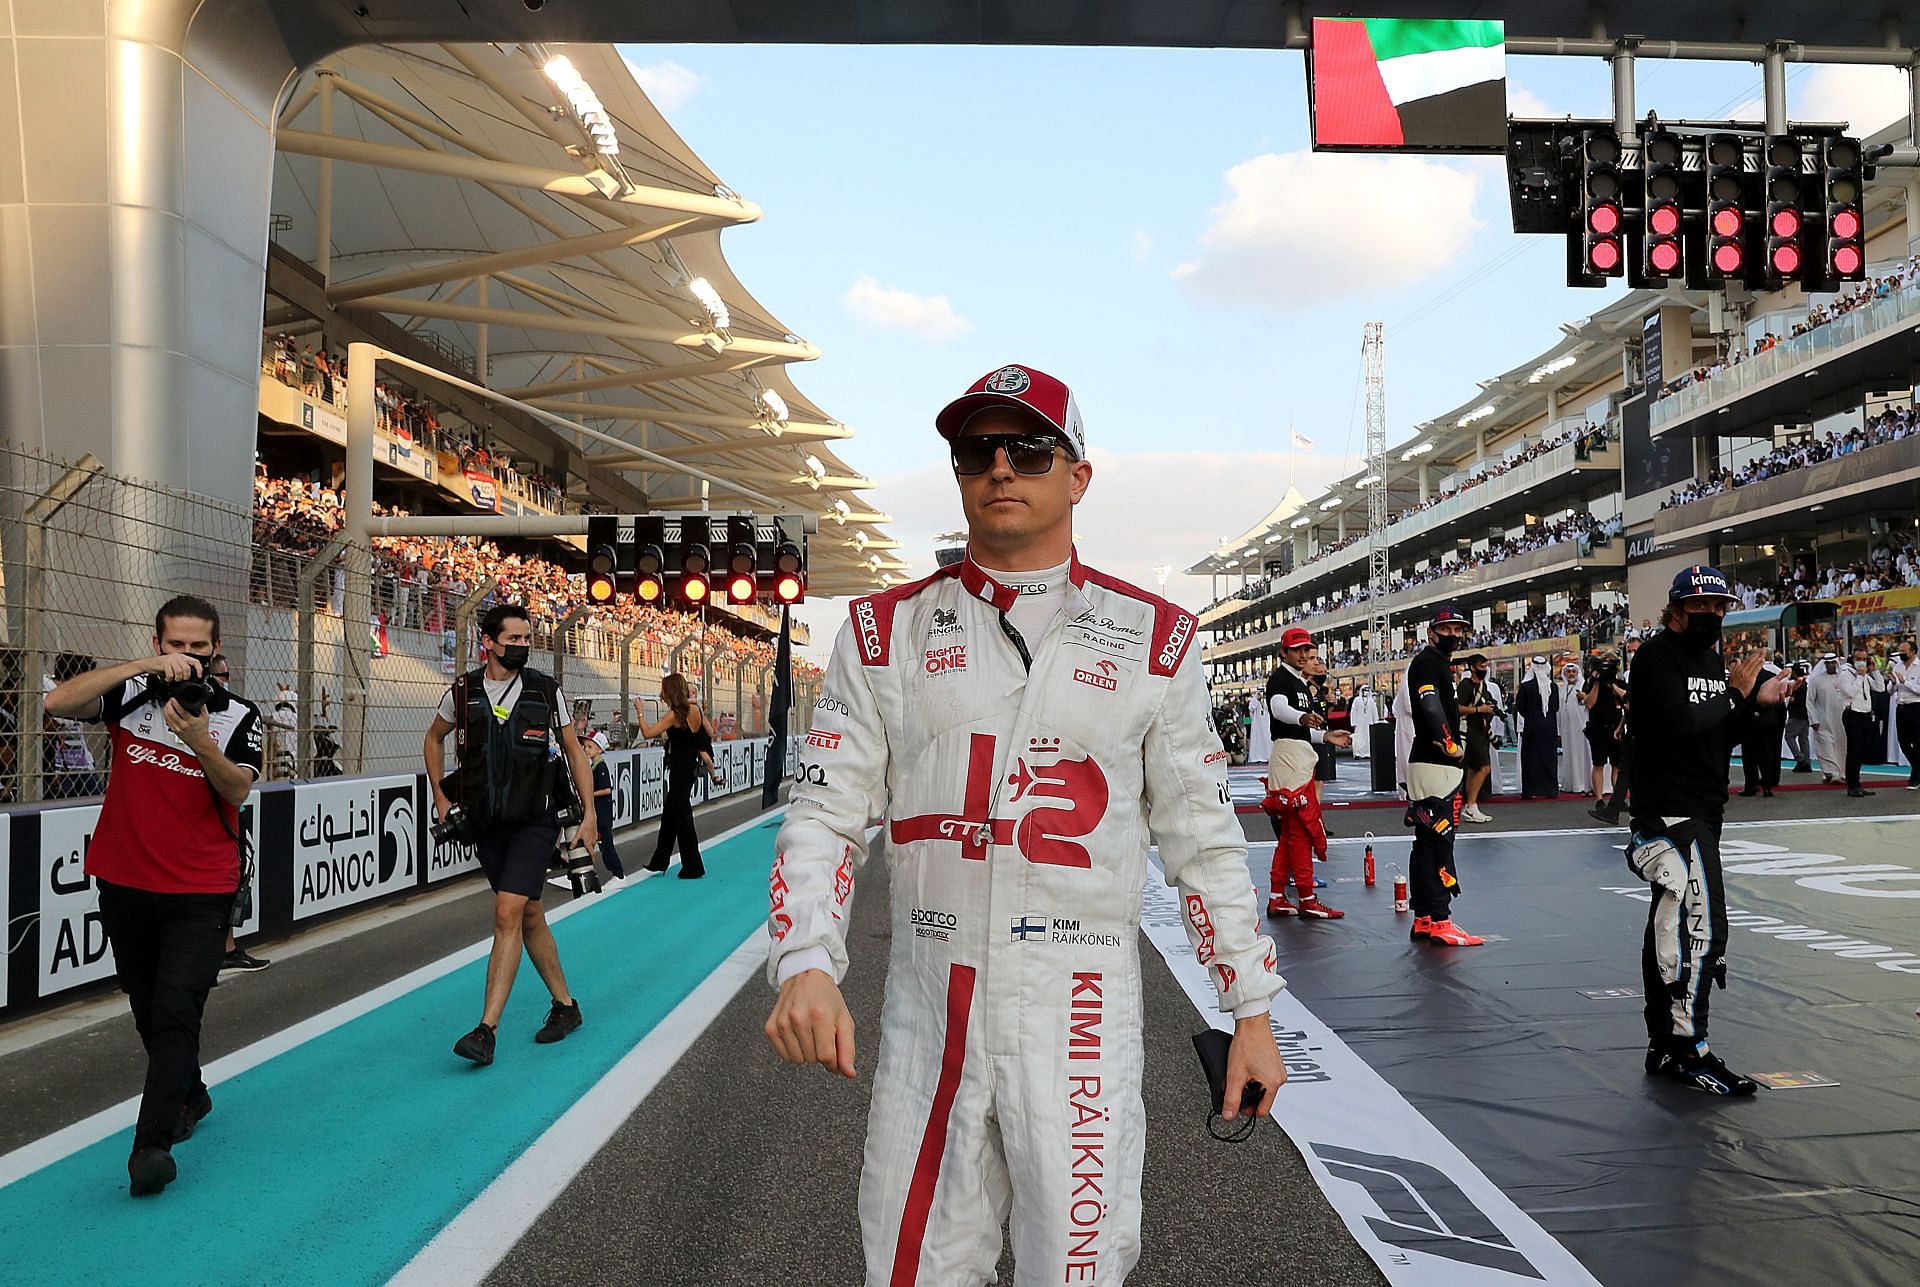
[
  {"x1": 1354, "y1": 473, "x2": 1383, "y2": 488},
  {"x1": 1400, "y1": 441, "x2": 1434, "y2": 460},
  {"x1": 804, "y1": 454, "x2": 827, "y2": 479},
  {"x1": 542, "y1": 55, "x2": 622, "y2": 157},
  {"x1": 686, "y1": 277, "x2": 731, "y2": 330},
  {"x1": 1319, "y1": 497, "x2": 1343, "y2": 511},
  {"x1": 1457, "y1": 404, "x2": 1496, "y2": 427},
  {"x1": 758, "y1": 388, "x2": 789, "y2": 424},
  {"x1": 1290, "y1": 516, "x2": 1312, "y2": 529}
]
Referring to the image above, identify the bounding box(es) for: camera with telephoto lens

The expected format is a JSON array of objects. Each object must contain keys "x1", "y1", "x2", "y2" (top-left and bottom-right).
[
  {"x1": 143, "y1": 655, "x2": 227, "y2": 717},
  {"x1": 431, "y1": 804, "x2": 473, "y2": 846},
  {"x1": 555, "y1": 826, "x2": 601, "y2": 897}
]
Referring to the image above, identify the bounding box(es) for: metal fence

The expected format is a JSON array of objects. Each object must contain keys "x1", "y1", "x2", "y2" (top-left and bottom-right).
[{"x1": 0, "y1": 442, "x2": 816, "y2": 804}]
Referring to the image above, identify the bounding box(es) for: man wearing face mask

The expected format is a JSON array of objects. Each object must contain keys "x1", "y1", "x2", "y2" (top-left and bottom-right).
[
  {"x1": 1402, "y1": 605, "x2": 1483, "y2": 946},
  {"x1": 1836, "y1": 647, "x2": 1877, "y2": 798},
  {"x1": 1625, "y1": 566, "x2": 1791, "y2": 1095},
  {"x1": 425, "y1": 603, "x2": 599, "y2": 1066}
]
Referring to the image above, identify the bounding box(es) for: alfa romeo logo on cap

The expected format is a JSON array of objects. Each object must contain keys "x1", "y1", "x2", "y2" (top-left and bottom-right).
[{"x1": 984, "y1": 366, "x2": 1032, "y2": 395}]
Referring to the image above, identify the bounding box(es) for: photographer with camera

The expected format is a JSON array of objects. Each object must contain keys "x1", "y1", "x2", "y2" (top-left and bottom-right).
[
  {"x1": 424, "y1": 604, "x2": 598, "y2": 1068},
  {"x1": 45, "y1": 596, "x2": 264, "y2": 1196},
  {"x1": 1583, "y1": 649, "x2": 1628, "y2": 819}
]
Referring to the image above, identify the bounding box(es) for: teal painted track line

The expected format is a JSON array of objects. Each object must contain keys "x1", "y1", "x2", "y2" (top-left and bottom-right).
[{"x1": 0, "y1": 817, "x2": 782, "y2": 1287}]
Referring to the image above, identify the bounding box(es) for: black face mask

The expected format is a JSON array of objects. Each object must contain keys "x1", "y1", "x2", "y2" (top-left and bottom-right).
[
  {"x1": 1434, "y1": 633, "x2": 1461, "y2": 657},
  {"x1": 1681, "y1": 612, "x2": 1723, "y2": 649},
  {"x1": 498, "y1": 643, "x2": 531, "y2": 671}
]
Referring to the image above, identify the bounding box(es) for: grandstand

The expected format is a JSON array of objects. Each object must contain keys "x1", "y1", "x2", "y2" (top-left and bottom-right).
[{"x1": 1192, "y1": 114, "x2": 1920, "y2": 708}]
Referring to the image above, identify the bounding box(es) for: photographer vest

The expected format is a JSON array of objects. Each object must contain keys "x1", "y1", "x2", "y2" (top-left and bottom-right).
[{"x1": 452, "y1": 666, "x2": 565, "y2": 825}]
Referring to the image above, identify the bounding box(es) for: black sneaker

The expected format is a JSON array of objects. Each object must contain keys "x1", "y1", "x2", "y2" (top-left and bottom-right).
[
  {"x1": 174, "y1": 1089, "x2": 213, "y2": 1143},
  {"x1": 1589, "y1": 803, "x2": 1621, "y2": 826},
  {"x1": 535, "y1": 1000, "x2": 583, "y2": 1044},
  {"x1": 221, "y1": 949, "x2": 271, "y2": 973},
  {"x1": 454, "y1": 1022, "x2": 496, "y2": 1066},
  {"x1": 128, "y1": 1146, "x2": 177, "y2": 1197},
  {"x1": 1668, "y1": 1050, "x2": 1759, "y2": 1096},
  {"x1": 1644, "y1": 1043, "x2": 1676, "y2": 1075}
]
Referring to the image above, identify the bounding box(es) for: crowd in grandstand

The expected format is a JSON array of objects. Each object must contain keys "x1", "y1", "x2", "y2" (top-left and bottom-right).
[
  {"x1": 264, "y1": 331, "x2": 569, "y2": 512},
  {"x1": 1662, "y1": 405, "x2": 1920, "y2": 509},
  {"x1": 1319, "y1": 605, "x2": 1621, "y2": 669},
  {"x1": 1654, "y1": 258, "x2": 1920, "y2": 402},
  {"x1": 1205, "y1": 423, "x2": 1617, "y2": 616},
  {"x1": 249, "y1": 471, "x2": 812, "y2": 678},
  {"x1": 1732, "y1": 542, "x2": 1920, "y2": 607}
]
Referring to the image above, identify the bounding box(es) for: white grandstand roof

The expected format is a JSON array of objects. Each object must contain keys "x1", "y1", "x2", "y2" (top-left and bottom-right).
[{"x1": 270, "y1": 42, "x2": 904, "y2": 595}]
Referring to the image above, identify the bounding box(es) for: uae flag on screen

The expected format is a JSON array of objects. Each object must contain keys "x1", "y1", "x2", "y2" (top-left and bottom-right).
[{"x1": 1311, "y1": 18, "x2": 1506, "y2": 149}]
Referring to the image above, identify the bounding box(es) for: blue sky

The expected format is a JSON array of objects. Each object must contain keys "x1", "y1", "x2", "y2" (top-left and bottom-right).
[{"x1": 612, "y1": 42, "x2": 1907, "y2": 650}]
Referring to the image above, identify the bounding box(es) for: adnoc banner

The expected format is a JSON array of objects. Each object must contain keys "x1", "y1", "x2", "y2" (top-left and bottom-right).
[{"x1": 290, "y1": 777, "x2": 421, "y2": 920}]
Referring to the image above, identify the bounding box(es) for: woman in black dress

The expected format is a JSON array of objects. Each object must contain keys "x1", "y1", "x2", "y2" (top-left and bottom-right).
[{"x1": 637, "y1": 673, "x2": 723, "y2": 877}]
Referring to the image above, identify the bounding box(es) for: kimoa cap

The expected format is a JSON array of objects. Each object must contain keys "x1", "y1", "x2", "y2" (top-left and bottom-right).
[
  {"x1": 935, "y1": 364, "x2": 1086, "y2": 460},
  {"x1": 1280, "y1": 626, "x2": 1313, "y2": 649},
  {"x1": 1429, "y1": 603, "x2": 1470, "y2": 626},
  {"x1": 1668, "y1": 563, "x2": 1739, "y2": 603}
]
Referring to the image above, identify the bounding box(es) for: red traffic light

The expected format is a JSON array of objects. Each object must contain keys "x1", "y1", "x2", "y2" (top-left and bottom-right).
[
  {"x1": 636, "y1": 576, "x2": 662, "y2": 604},
  {"x1": 728, "y1": 574, "x2": 755, "y2": 604},
  {"x1": 682, "y1": 575, "x2": 709, "y2": 604},
  {"x1": 587, "y1": 576, "x2": 615, "y2": 604},
  {"x1": 1588, "y1": 239, "x2": 1621, "y2": 273},
  {"x1": 1713, "y1": 241, "x2": 1745, "y2": 274},
  {"x1": 1711, "y1": 206, "x2": 1742, "y2": 237},
  {"x1": 1649, "y1": 240, "x2": 1681, "y2": 274},
  {"x1": 1588, "y1": 203, "x2": 1621, "y2": 236},
  {"x1": 775, "y1": 574, "x2": 804, "y2": 603},
  {"x1": 1771, "y1": 243, "x2": 1802, "y2": 275},
  {"x1": 1770, "y1": 206, "x2": 1802, "y2": 238},
  {"x1": 1833, "y1": 244, "x2": 1863, "y2": 276},
  {"x1": 1832, "y1": 207, "x2": 1862, "y2": 240},
  {"x1": 1648, "y1": 204, "x2": 1680, "y2": 237}
]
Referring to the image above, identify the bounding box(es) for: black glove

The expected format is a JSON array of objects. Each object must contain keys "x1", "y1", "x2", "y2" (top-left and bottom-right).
[{"x1": 1192, "y1": 1029, "x2": 1263, "y2": 1143}]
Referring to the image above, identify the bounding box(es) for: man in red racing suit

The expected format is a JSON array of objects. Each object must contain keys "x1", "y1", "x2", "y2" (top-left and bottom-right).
[{"x1": 765, "y1": 363, "x2": 1287, "y2": 1285}]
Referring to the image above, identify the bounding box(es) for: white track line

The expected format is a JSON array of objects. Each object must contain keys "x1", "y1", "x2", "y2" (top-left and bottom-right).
[{"x1": 0, "y1": 806, "x2": 786, "y2": 1191}]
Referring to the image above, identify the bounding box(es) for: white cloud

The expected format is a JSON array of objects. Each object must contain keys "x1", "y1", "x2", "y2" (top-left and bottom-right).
[
  {"x1": 1173, "y1": 151, "x2": 1486, "y2": 307},
  {"x1": 1130, "y1": 229, "x2": 1154, "y2": 264},
  {"x1": 1507, "y1": 84, "x2": 1556, "y2": 119},
  {"x1": 624, "y1": 59, "x2": 703, "y2": 113},
  {"x1": 1796, "y1": 64, "x2": 1908, "y2": 136},
  {"x1": 843, "y1": 275, "x2": 972, "y2": 343}
]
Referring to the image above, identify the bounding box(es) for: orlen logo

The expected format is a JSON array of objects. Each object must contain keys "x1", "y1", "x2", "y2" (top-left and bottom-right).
[
  {"x1": 806, "y1": 729, "x2": 842, "y2": 750},
  {"x1": 925, "y1": 645, "x2": 967, "y2": 675},
  {"x1": 1073, "y1": 667, "x2": 1118, "y2": 692},
  {"x1": 1157, "y1": 613, "x2": 1195, "y2": 671},
  {"x1": 855, "y1": 598, "x2": 883, "y2": 660}
]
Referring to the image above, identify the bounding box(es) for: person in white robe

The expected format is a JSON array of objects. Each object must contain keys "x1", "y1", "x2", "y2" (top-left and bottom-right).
[
  {"x1": 1557, "y1": 660, "x2": 1592, "y2": 793},
  {"x1": 1807, "y1": 653, "x2": 1845, "y2": 783},
  {"x1": 1349, "y1": 684, "x2": 1380, "y2": 759}
]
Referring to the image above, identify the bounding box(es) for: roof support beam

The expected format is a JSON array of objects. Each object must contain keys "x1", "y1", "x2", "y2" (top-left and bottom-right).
[
  {"x1": 325, "y1": 218, "x2": 706, "y2": 303},
  {"x1": 337, "y1": 294, "x2": 818, "y2": 359},
  {"x1": 276, "y1": 129, "x2": 761, "y2": 224},
  {"x1": 503, "y1": 353, "x2": 769, "y2": 399}
]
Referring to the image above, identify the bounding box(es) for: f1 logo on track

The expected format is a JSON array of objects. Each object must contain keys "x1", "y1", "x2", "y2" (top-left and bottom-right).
[{"x1": 1309, "y1": 1144, "x2": 1544, "y2": 1279}]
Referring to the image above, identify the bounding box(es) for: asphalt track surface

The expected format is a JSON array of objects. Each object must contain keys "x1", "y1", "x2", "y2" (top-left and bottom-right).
[{"x1": 3, "y1": 765, "x2": 1917, "y2": 1285}]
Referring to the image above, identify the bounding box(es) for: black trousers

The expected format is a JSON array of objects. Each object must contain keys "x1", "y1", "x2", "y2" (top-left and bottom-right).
[
  {"x1": 1639, "y1": 816, "x2": 1726, "y2": 1051},
  {"x1": 1405, "y1": 770, "x2": 1463, "y2": 920},
  {"x1": 1843, "y1": 708, "x2": 1874, "y2": 790},
  {"x1": 648, "y1": 770, "x2": 703, "y2": 874},
  {"x1": 95, "y1": 880, "x2": 232, "y2": 1152},
  {"x1": 1898, "y1": 704, "x2": 1920, "y2": 786},
  {"x1": 1742, "y1": 720, "x2": 1784, "y2": 792}
]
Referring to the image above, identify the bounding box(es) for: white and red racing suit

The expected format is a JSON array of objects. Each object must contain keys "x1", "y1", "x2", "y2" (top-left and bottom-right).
[{"x1": 769, "y1": 551, "x2": 1284, "y2": 1287}]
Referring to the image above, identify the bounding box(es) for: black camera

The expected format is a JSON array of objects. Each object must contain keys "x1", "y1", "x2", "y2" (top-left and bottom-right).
[
  {"x1": 143, "y1": 656, "x2": 227, "y2": 717},
  {"x1": 431, "y1": 804, "x2": 474, "y2": 846}
]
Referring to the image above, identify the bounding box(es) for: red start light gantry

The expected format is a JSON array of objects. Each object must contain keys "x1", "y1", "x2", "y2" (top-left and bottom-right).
[
  {"x1": 1649, "y1": 205, "x2": 1680, "y2": 237},
  {"x1": 1832, "y1": 208, "x2": 1862, "y2": 240},
  {"x1": 1714, "y1": 241, "x2": 1745, "y2": 274},
  {"x1": 1588, "y1": 239, "x2": 1621, "y2": 272},
  {"x1": 1770, "y1": 207, "x2": 1802, "y2": 238},
  {"x1": 1588, "y1": 203, "x2": 1621, "y2": 236},
  {"x1": 1649, "y1": 240, "x2": 1681, "y2": 273},
  {"x1": 1833, "y1": 244, "x2": 1863, "y2": 276},
  {"x1": 1772, "y1": 243, "x2": 1802, "y2": 275},
  {"x1": 1712, "y1": 206, "x2": 1743, "y2": 237}
]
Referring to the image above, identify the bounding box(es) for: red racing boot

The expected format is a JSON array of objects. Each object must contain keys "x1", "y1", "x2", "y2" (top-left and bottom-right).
[
  {"x1": 1266, "y1": 893, "x2": 1298, "y2": 918},
  {"x1": 1425, "y1": 920, "x2": 1485, "y2": 947},
  {"x1": 1296, "y1": 898, "x2": 1345, "y2": 920},
  {"x1": 1409, "y1": 916, "x2": 1434, "y2": 941}
]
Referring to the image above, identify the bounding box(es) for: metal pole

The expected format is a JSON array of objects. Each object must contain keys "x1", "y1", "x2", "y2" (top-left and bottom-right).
[
  {"x1": 316, "y1": 71, "x2": 334, "y2": 284},
  {"x1": 551, "y1": 603, "x2": 590, "y2": 694},
  {"x1": 19, "y1": 456, "x2": 103, "y2": 804},
  {"x1": 476, "y1": 276, "x2": 488, "y2": 384},
  {"x1": 343, "y1": 342, "x2": 376, "y2": 774},
  {"x1": 1763, "y1": 43, "x2": 1789, "y2": 137},
  {"x1": 452, "y1": 577, "x2": 501, "y2": 672},
  {"x1": 1611, "y1": 41, "x2": 1638, "y2": 147},
  {"x1": 1362, "y1": 323, "x2": 1390, "y2": 666},
  {"x1": 619, "y1": 622, "x2": 646, "y2": 741},
  {"x1": 295, "y1": 531, "x2": 352, "y2": 779}
]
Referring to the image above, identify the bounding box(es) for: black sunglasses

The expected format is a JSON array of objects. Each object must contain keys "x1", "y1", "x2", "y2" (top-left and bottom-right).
[{"x1": 951, "y1": 432, "x2": 1066, "y2": 476}]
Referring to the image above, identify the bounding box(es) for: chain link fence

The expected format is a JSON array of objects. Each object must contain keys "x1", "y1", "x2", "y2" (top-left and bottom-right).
[{"x1": 0, "y1": 442, "x2": 815, "y2": 804}]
